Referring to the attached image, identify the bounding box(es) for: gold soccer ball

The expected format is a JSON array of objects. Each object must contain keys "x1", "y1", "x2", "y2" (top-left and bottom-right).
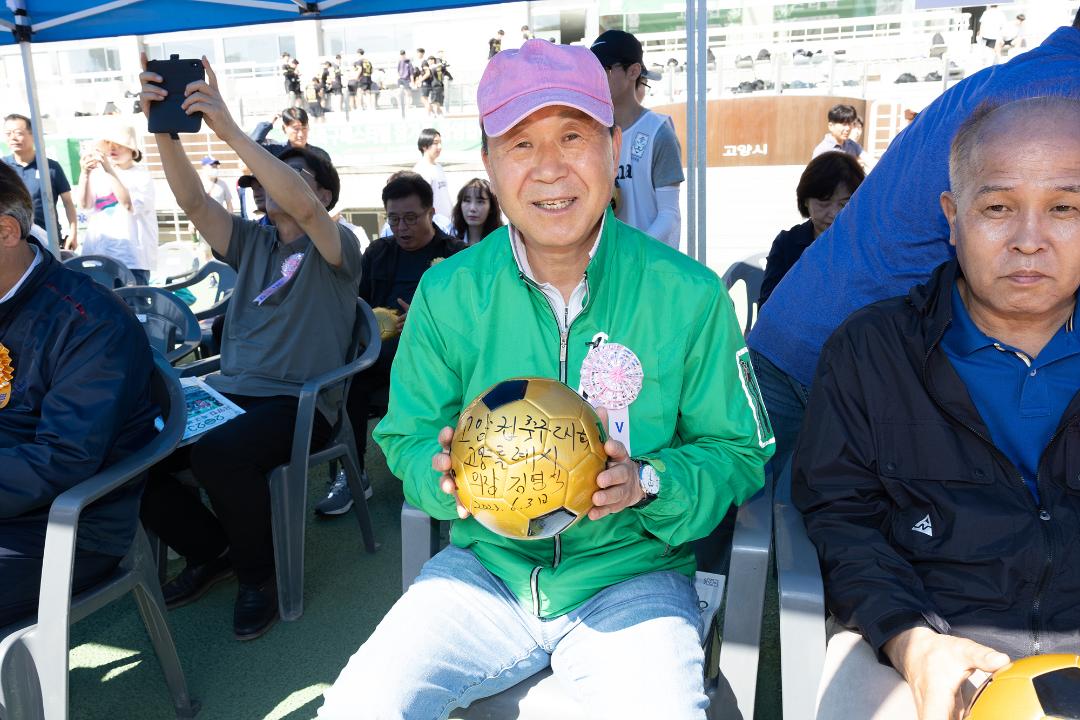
[
  {"x1": 372, "y1": 306, "x2": 401, "y2": 341},
  {"x1": 450, "y1": 378, "x2": 608, "y2": 540},
  {"x1": 965, "y1": 654, "x2": 1080, "y2": 720}
]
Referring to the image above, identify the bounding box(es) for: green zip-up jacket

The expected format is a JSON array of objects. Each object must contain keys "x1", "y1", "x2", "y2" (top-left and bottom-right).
[{"x1": 375, "y1": 209, "x2": 775, "y2": 618}]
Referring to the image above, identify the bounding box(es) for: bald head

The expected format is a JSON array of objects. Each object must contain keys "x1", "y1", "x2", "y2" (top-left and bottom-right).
[{"x1": 949, "y1": 97, "x2": 1080, "y2": 198}]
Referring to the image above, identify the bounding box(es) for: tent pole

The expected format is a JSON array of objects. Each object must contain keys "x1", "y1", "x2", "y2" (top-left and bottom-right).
[
  {"x1": 694, "y1": 0, "x2": 707, "y2": 266},
  {"x1": 685, "y1": 0, "x2": 696, "y2": 260},
  {"x1": 19, "y1": 40, "x2": 61, "y2": 257}
]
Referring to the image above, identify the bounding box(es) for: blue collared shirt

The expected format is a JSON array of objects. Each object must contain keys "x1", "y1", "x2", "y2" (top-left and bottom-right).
[{"x1": 941, "y1": 285, "x2": 1080, "y2": 502}]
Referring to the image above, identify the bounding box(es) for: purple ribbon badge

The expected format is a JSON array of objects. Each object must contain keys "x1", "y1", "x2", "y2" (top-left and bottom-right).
[{"x1": 253, "y1": 252, "x2": 304, "y2": 306}]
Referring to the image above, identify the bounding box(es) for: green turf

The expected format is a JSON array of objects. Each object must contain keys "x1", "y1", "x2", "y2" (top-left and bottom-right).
[{"x1": 67, "y1": 425, "x2": 784, "y2": 719}]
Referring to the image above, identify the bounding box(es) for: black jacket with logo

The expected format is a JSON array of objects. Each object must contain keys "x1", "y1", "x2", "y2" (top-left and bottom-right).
[
  {"x1": 0, "y1": 240, "x2": 156, "y2": 557},
  {"x1": 793, "y1": 259, "x2": 1080, "y2": 660}
]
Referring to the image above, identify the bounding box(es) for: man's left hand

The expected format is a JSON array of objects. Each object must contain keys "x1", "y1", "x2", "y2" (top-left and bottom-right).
[{"x1": 588, "y1": 407, "x2": 645, "y2": 521}]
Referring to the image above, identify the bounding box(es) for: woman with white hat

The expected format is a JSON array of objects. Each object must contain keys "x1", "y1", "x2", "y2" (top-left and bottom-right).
[{"x1": 77, "y1": 125, "x2": 157, "y2": 284}]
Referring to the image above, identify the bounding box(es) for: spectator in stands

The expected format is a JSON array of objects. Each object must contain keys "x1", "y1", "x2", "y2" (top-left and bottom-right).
[
  {"x1": 200, "y1": 156, "x2": 233, "y2": 213},
  {"x1": 748, "y1": 12, "x2": 1080, "y2": 471},
  {"x1": 355, "y1": 49, "x2": 374, "y2": 111},
  {"x1": 0, "y1": 160, "x2": 157, "y2": 627},
  {"x1": 396, "y1": 50, "x2": 414, "y2": 110},
  {"x1": 450, "y1": 177, "x2": 503, "y2": 244},
  {"x1": 3, "y1": 113, "x2": 78, "y2": 250},
  {"x1": 415, "y1": 48, "x2": 430, "y2": 115},
  {"x1": 591, "y1": 29, "x2": 683, "y2": 249},
  {"x1": 318, "y1": 173, "x2": 464, "y2": 516},
  {"x1": 317, "y1": 39, "x2": 772, "y2": 718},
  {"x1": 283, "y1": 56, "x2": 302, "y2": 108},
  {"x1": 979, "y1": 4, "x2": 1007, "y2": 61},
  {"x1": 488, "y1": 29, "x2": 504, "y2": 58},
  {"x1": 137, "y1": 56, "x2": 362, "y2": 640},
  {"x1": 811, "y1": 104, "x2": 863, "y2": 160},
  {"x1": 305, "y1": 76, "x2": 325, "y2": 123},
  {"x1": 429, "y1": 56, "x2": 452, "y2": 119},
  {"x1": 793, "y1": 96, "x2": 1080, "y2": 720},
  {"x1": 1001, "y1": 13, "x2": 1027, "y2": 55},
  {"x1": 77, "y1": 126, "x2": 157, "y2": 285},
  {"x1": 411, "y1": 128, "x2": 453, "y2": 218},
  {"x1": 758, "y1": 152, "x2": 864, "y2": 307},
  {"x1": 249, "y1": 108, "x2": 331, "y2": 164}
]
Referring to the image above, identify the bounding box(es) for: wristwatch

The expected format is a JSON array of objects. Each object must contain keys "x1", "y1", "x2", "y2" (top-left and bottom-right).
[{"x1": 632, "y1": 459, "x2": 660, "y2": 509}]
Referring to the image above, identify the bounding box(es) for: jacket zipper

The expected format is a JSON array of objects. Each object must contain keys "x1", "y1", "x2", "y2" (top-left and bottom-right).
[
  {"x1": 923, "y1": 321, "x2": 1062, "y2": 654},
  {"x1": 518, "y1": 270, "x2": 591, "y2": 615}
]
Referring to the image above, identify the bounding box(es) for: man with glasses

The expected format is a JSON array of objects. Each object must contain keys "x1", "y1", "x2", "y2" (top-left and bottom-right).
[
  {"x1": 322, "y1": 171, "x2": 463, "y2": 516},
  {"x1": 3, "y1": 114, "x2": 78, "y2": 250},
  {"x1": 136, "y1": 56, "x2": 363, "y2": 640},
  {"x1": 591, "y1": 30, "x2": 683, "y2": 249}
]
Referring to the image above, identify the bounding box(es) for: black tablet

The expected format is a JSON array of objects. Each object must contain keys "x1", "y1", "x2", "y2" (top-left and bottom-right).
[{"x1": 146, "y1": 55, "x2": 205, "y2": 135}]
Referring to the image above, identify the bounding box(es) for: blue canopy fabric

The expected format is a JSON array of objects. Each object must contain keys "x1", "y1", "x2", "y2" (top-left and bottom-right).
[{"x1": 0, "y1": 0, "x2": 508, "y2": 45}]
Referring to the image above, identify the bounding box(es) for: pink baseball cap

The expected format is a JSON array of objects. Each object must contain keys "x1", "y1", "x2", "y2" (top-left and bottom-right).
[{"x1": 478, "y1": 39, "x2": 614, "y2": 138}]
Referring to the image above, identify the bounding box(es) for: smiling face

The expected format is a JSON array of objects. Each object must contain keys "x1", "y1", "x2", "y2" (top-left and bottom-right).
[
  {"x1": 943, "y1": 109, "x2": 1080, "y2": 327},
  {"x1": 483, "y1": 105, "x2": 620, "y2": 253},
  {"x1": 460, "y1": 185, "x2": 491, "y2": 227}
]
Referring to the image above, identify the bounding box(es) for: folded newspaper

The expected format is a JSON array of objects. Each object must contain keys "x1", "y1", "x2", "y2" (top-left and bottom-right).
[{"x1": 179, "y1": 377, "x2": 245, "y2": 445}]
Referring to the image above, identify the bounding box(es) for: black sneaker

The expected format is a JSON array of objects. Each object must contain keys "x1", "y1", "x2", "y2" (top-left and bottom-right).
[
  {"x1": 162, "y1": 554, "x2": 233, "y2": 610},
  {"x1": 314, "y1": 468, "x2": 373, "y2": 517},
  {"x1": 234, "y1": 578, "x2": 279, "y2": 641}
]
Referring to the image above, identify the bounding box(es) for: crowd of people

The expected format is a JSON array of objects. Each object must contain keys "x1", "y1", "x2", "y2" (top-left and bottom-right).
[
  {"x1": 281, "y1": 47, "x2": 454, "y2": 118},
  {"x1": 2, "y1": 9, "x2": 1080, "y2": 719}
]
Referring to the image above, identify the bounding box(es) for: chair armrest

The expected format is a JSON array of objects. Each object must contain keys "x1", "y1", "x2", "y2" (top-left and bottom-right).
[
  {"x1": 401, "y1": 503, "x2": 440, "y2": 592},
  {"x1": 178, "y1": 356, "x2": 221, "y2": 377},
  {"x1": 716, "y1": 469, "x2": 773, "y2": 716},
  {"x1": 194, "y1": 292, "x2": 231, "y2": 321},
  {"x1": 774, "y1": 462, "x2": 827, "y2": 720},
  {"x1": 163, "y1": 266, "x2": 201, "y2": 288},
  {"x1": 37, "y1": 353, "x2": 185, "y2": 643}
]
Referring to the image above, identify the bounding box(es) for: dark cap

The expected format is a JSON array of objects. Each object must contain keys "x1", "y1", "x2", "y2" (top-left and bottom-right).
[{"x1": 590, "y1": 30, "x2": 661, "y2": 81}]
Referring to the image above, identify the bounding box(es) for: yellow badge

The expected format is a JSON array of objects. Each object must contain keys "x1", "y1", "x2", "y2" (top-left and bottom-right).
[{"x1": 0, "y1": 343, "x2": 13, "y2": 410}]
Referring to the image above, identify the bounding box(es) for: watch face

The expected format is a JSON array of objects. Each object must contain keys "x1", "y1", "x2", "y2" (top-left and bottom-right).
[{"x1": 640, "y1": 464, "x2": 660, "y2": 496}]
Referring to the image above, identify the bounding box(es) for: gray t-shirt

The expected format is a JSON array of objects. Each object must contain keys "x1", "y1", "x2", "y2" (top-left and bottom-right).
[
  {"x1": 651, "y1": 117, "x2": 685, "y2": 189},
  {"x1": 206, "y1": 217, "x2": 363, "y2": 420}
]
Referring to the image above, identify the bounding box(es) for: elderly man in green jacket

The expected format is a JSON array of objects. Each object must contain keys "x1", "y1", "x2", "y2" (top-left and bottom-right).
[{"x1": 318, "y1": 39, "x2": 773, "y2": 719}]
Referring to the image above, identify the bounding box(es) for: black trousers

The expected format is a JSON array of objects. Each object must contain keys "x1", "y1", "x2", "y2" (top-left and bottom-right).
[
  {"x1": 345, "y1": 337, "x2": 396, "y2": 468},
  {"x1": 140, "y1": 394, "x2": 331, "y2": 586},
  {"x1": 0, "y1": 530, "x2": 120, "y2": 627}
]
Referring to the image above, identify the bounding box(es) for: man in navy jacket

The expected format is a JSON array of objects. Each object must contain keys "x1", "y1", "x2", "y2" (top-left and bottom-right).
[{"x1": 0, "y1": 161, "x2": 156, "y2": 626}]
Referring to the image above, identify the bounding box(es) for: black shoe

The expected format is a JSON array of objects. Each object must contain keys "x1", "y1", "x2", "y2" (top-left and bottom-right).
[
  {"x1": 234, "y1": 578, "x2": 279, "y2": 641},
  {"x1": 162, "y1": 555, "x2": 233, "y2": 610}
]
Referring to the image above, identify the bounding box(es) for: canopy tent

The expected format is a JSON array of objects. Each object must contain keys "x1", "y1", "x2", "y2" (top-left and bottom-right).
[{"x1": 2, "y1": 0, "x2": 709, "y2": 263}]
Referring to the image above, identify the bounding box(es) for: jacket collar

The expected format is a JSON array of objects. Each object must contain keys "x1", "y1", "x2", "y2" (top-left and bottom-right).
[{"x1": 0, "y1": 237, "x2": 56, "y2": 326}]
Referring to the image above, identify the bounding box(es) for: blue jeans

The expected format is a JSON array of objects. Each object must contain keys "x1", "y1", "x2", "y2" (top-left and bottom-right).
[
  {"x1": 131, "y1": 269, "x2": 150, "y2": 286},
  {"x1": 749, "y1": 348, "x2": 810, "y2": 473},
  {"x1": 318, "y1": 545, "x2": 707, "y2": 719}
]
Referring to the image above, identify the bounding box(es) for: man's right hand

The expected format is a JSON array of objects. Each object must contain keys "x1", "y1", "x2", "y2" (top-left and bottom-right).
[
  {"x1": 432, "y1": 425, "x2": 471, "y2": 519},
  {"x1": 883, "y1": 626, "x2": 1010, "y2": 720}
]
